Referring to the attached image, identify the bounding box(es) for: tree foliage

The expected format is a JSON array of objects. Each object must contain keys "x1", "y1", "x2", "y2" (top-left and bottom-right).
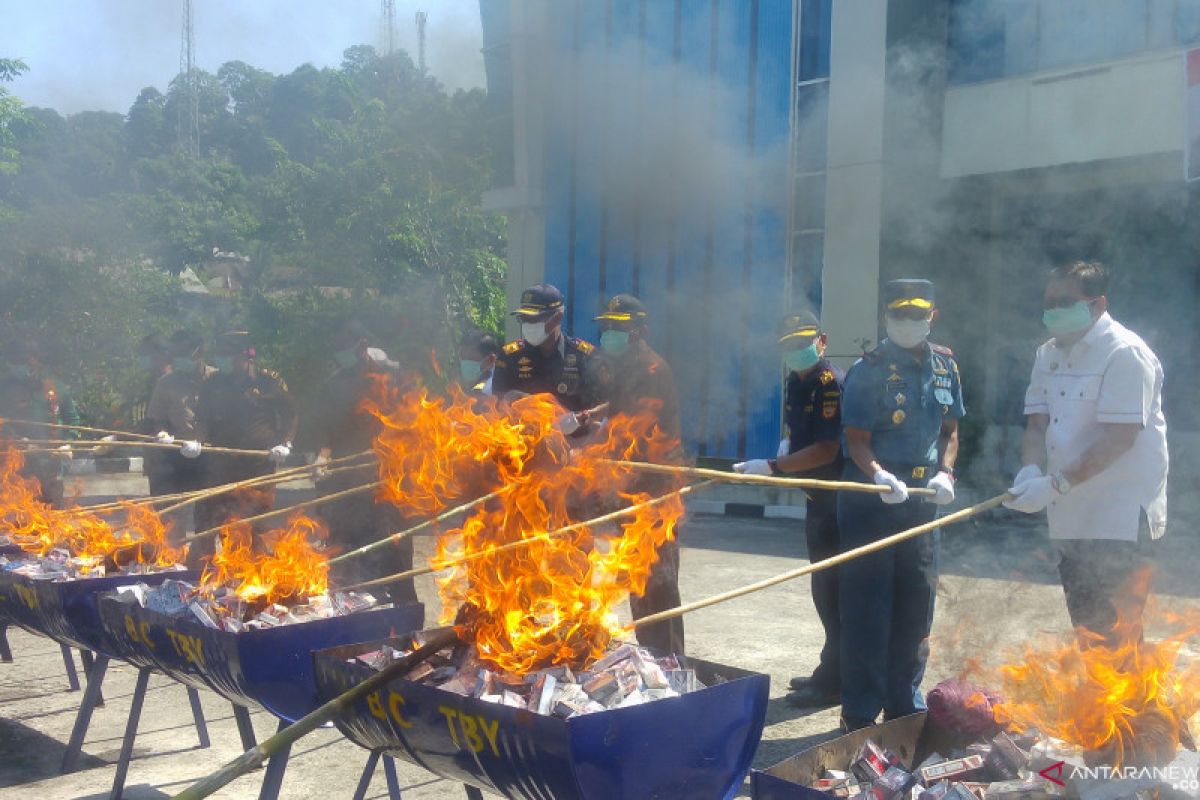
[{"x1": 0, "y1": 48, "x2": 505, "y2": 421}]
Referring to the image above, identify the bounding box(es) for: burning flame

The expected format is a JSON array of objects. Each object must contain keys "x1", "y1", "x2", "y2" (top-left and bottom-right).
[
  {"x1": 990, "y1": 571, "x2": 1200, "y2": 768},
  {"x1": 367, "y1": 382, "x2": 685, "y2": 674},
  {"x1": 0, "y1": 446, "x2": 184, "y2": 571},
  {"x1": 200, "y1": 515, "x2": 330, "y2": 606}
]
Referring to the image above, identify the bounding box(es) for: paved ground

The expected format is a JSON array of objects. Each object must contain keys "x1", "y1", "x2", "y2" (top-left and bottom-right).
[{"x1": 1, "y1": 474, "x2": 1197, "y2": 799}]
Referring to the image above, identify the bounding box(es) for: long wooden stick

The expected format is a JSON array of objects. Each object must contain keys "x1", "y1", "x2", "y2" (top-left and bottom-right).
[
  {"x1": 171, "y1": 628, "x2": 459, "y2": 800},
  {"x1": 606, "y1": 459, "x2": 937, "y2": 497},
  {"x1": 0, "y1": 417, "x2": 157, "y2": 441},
  {"x1": 185, "y1": 480, "x2": 383, "y2": 543},
  {"x1": 12, "y1": 438, "x2": 272, "y2": 457},
  {"x1": 155, "y1": 459, "x2": 374, "y2": 517},
  {"x1": 627, "y1": 492, "x2": 1010, "y2": 631},
  {"x1": 337, "y1": 480, "x2": 717, "y2": 592},
  {"x1": 327, "y1": 488, "x2": 507, "y2": 566}
]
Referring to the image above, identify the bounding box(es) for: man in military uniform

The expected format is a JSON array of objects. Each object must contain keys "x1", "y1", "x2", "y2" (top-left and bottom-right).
[
  {"x1": 0, "y1": 338, "x2": 81, "y2": 506},
  {"x1": 132, "y1": 334, "x2": 174, "y2": 498},
  {"x1": 734, "y1": 311, "x2": 844, "y2": 708},
  {"x1": 146, "y1": 329, "x2": 215, "y2": 537},
  {"x1": 593, "y1": 293, "x2": 685, "y2": 655},
  {"x1": 457, "y1": 329, "x2": 501, "y2": 395},
  {"x1": 837, "y1": 279, "x2": 963, "y2": 732},
  {"x1": 310, "y1": 321, "x2": 417, "y2": 607},
  {"x1": 490, "y1": 283, "x2": 599, "y2": 413},
  {"x1": 189, "y1": 332, "x2": 297, "y2": 567}
]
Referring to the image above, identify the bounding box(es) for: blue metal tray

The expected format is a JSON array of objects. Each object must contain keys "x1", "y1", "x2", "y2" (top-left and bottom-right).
[{"x1": 314, "y1": 635, "x2": 770, "y2": 800}]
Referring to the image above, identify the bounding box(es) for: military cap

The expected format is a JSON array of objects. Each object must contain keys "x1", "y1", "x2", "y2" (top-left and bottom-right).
[
  {"x1": 594, "y1": 293, "x2": 648, "y2": 324},
  {"x1": 883, "y1": 279, "x2": 936, "y2": 312},
  {"x1": 511, "y1": 283, "x2": 565, "y2": 320},
  {"x1": 777, "y1": 310, "x2": 822, "y2": 347}
]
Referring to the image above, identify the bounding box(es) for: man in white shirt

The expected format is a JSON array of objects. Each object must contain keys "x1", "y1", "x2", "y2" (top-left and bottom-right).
[{"x1": 1005, "y1": 261, "x2": 1167, "y2": 647}]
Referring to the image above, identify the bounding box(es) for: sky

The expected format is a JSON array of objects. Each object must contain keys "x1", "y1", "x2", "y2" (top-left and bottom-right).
[{"x1": 2, "y1": 0, "x2": 486, "y2": 115}]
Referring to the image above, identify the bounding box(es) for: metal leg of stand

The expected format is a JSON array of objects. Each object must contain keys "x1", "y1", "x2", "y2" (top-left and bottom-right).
[
  {"x1": 233, "y1": 704, "x2": 257, "y2": 751},
  {"x1": 0, "y1": 624, "x2": 12, "y2": 662},
  {"x1": 60, "y1": 653, "x2": 109, "y2": 772},
  {"x1": 61, "y1": 644, "x2": 80, "y2": 691},
  {"x1": 186, "y1": 687, "x2": 210, "y2": 748},
  {"x1": 256, "y1": 720, "x2": 291, "y2": 800},
  {"x1": 382, "y1": 755, "x2": 402, "y2": 800},
  {"x1": 80, "y1": 650, "x2": 104, "y2": 706},
  {"x1": 108, "y1": 667, "x2": 150, "y2": 800},
  {"x1": 352, "y1": 752, "x2": 381, "y2": 800},
  {"x1": 463, "y1": 785, "x2": 485, "y2": 800}
]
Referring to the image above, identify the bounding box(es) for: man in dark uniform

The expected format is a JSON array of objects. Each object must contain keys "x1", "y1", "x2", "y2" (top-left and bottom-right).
[
  {"x1": 457, "y1": 329, "x2": 501, "y2": 395},
  {"x1": 593, "y1": 293, "x2": 685, "y2": 655},
  {"x1": 0, "y1": 338, "x2": 81, "y2": 506},
  {"x1": 132, "y1": 334, "x2": 174, "y2": 498},
  {"x1": 189, "y1": 332, "x2": 297, "y2": 567},
  {"x1": 490, "y1": 283, "x2": 599, "y2": 413},
  {"x1": 734, "y1": 311, "x2": 844, "y2": 708},
  {"x1": 837, "y1": 279, "x2": 962, "y2": 732},
  {"x1": 310, "y1": 321, "x2": 418, "y2": 606}
]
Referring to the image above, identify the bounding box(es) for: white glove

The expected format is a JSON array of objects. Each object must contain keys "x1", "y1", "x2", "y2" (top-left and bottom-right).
[
  {"x1": 733, "y1": 459, "x2": 773, "y2": 476},
  {"x1": 310, "y1": 454, "x2": 329, "y2": 480},
  {"x1": 101, "y1": 435, "x2": 115, "y2": 442},
  {"x1": 54, "y1": 444, "x2": 73, "y2": 461},
  {"x1": 1003, "y1": 474, "x2": 1056, "y2": 513},
  {"x1": 556, "y1": 412, "x2": 582, "y2": 436},
  {"x1": 1011, "y1": 464, "x2": 1042, "y2": 488},
  {"x1": 777, "y1": 438, "x2": 790, "y2": 458},
  {"x1": 874, "y1": 469, "x2": 909, "y2": 504},
  {"x1": 180, "y1": 440, "x2": 202, "y2": 459},
  {"x1": 155, "y1": 431, "x2": 174, "y2": 444},
  {"x1": 269, "y1": 444, "x2": 291, "y2": 464},
  {"x1": 926, "y1": 471, "x2": 955, "y2": 505}
]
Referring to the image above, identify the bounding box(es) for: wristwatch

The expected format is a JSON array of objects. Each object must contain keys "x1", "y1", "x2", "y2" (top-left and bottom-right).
[{"x1": 1050, "y1": 471, "x2": 1072, "y2": 495}]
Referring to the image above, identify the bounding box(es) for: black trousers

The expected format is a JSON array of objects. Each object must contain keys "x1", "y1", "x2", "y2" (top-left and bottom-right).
[
  {"x1": 321, "y1": 488, "x2": 417, "y2": 607},
  {"x1": 1057, "y1": 513, "x2": 1156, "y2": 649},
  {"x1": 629, "y1": 537, "x2": 685, "y2": 656},
  {"x1": 805, "y1": 494, "x2": 841, "y2": 690}
]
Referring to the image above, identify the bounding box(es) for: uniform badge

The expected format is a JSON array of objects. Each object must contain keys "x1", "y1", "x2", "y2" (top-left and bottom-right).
[
  {"x1": 566, "y1": 354, "x2": 577, "y2": 365},
  {"x1": 819, "y1": 370, "x2": 833, "y2": 385},
  {"x1": 518, "y1": 357, "x2": 532, "y2": 366},
  {"x1": 892, "y1": 409, "x2": 906, "y2": 425},
  {"x1": 822, "y1": 403, "x2": 837, "y2": 419},
  {"x1": 894, "y1": 392, "x2": 905, "y2": 406},
  {"x1": 557, "y1": 383, "x2": 568, "y2": 394}
]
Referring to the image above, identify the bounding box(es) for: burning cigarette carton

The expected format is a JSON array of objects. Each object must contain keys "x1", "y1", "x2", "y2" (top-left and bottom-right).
[
  {"x1": 852, "y1": 740, "x2": 899, "y2": 783},
  {"x1": 918, "y1": 755, "x2": 984, "y2": 785},
  {"x1": 983, "y1": 733, "x2": 1028, "y2": 782}
]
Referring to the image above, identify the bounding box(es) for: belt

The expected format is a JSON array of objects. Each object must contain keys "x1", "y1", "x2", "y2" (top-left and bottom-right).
[{"x1": 880, "y1": 463, "x2": 937, "y2": 480}]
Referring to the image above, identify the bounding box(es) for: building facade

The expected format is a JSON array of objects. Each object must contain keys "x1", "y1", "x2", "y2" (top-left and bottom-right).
[{"x1": 481, "y1": 0, "x2": 1200, "y2": 492}]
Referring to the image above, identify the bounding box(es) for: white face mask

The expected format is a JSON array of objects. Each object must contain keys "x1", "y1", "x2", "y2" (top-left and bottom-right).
[
  {"x1": 886, "y1": 318, "x2": 930, "y2": 349},
  {"x1": 522, "y1": 321, "x2": 550, "y2": 346}
]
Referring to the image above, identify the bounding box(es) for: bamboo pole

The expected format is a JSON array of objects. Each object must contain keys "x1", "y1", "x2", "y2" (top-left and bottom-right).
[
  {"x1": 184, "y1": 480, "x2": 383, "y2": 543},
  {"x1": 627, "y1": 492, "x2": 1010, "y2": 631},
  {"x1": 0, "y1": 417, "x2": 158, "y2": 441},
  {"x1": 605, "y1": 459, "x2": 937, "y2": 497},
  {"x1": 171, "y1": 628, "x2": 459, "y2": 800},
  {"x1": 12, "y1": 439, "x2": 272, "y2": 457},
  {"x1": 155, "y1": 459, "x2": 374, "y2": 516},
  {"x1": 338, "y1": 480, "x2": 717, "y2": 592},
  {"x1": 327, "y1": 488, "x2": 507, "y2": 566}
]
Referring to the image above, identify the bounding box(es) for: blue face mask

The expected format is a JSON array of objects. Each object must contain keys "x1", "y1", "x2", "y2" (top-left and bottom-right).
[
  {"x1": 1043, "y1": 301, "x2": 1094, "y2": 336},
  {"x1": 460, "y1": 359, "x2": 482, "y2": 384},
  {"x1": 600, "y1": 329, "x2": 631, "y2": 355},
  {"x1": 333, "y1": 348, "x2": 358, "y2": 369},
  {"x1": 783, "y1": 343, "x2": 820, "y2": 373},
  {"x1": 171, "y1": 357, "x2": 195, "y2": 373}
]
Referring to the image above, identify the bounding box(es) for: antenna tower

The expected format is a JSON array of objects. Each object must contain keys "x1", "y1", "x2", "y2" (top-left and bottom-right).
[
  {"x1": 178, "y1": 0, "x2": 199, "y2": 158},
  {"x1": 380, "y1": 0, "x2": 397, "y2": 56},
  {"x1": 415, "y1": 11, "x2": 428, "y2": 74}
]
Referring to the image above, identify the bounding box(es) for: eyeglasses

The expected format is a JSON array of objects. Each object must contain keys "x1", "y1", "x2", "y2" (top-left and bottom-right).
[{"x1": 1043, "y1": 296, "x2": 1098, "y2": 311}]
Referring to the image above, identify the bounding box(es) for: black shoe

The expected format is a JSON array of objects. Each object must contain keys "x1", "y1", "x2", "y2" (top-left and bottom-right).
[
  {"x1": 839, "y1": 713, "x2": 876, "y2": 733},
  {"x1": 788, "y1": 675, "x2": 813, "y2": 691},
  {"x1": 785, "y1": 683, "x2": 840, "y2": 709}
]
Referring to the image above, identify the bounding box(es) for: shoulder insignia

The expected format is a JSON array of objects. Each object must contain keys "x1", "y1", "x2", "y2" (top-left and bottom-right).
[
  {"x1": 502, "y1": 341, "x2": 522, "y2": 355},
  {"x1": 818, "y1": 369, "x2": 834, "y2": 385},
  {"x1": 576, "y1": 340, "x2": 595, "y2": 355},
  {"x1": 930, "y1": 342, "x2": 954, "y2": 356}
]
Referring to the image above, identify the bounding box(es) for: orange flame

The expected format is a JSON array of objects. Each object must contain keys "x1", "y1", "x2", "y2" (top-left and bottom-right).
[
  {"x1": 199, "y1": 515, "x2": 330, "y2": 606},
  {"x1": 366, "y1": 382, "x2": 685, "y2": 674},
  {"x1": 991, "y1": 573, "x2": 1200, "y2": 767},
  {"x1": 0, "y1": 446, "x2": 184, "y2": 571}
]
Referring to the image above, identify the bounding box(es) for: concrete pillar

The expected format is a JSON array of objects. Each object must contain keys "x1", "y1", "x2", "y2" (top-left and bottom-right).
[{"x1": 821, "y1": 2, "x2": 889, "y2": 368}]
